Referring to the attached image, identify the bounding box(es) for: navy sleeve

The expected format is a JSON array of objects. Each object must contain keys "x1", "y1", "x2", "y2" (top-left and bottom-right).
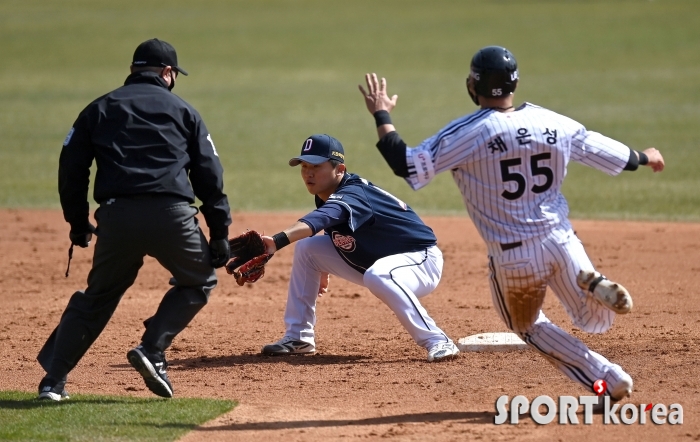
[
  {"x1": 58, "y1": 110, "x2": 94, "y2": 233},
  {"x1": 187, "y1": 113, "x2": 232, "y2": 239},
  {"x1": 299, "y1": 202, "x2": 350, "y2": 235}
]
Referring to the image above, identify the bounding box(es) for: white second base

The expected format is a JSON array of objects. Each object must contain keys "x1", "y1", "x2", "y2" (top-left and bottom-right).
[{"x1": 457, "y1": 332, "x2": 530, "y2": 352}]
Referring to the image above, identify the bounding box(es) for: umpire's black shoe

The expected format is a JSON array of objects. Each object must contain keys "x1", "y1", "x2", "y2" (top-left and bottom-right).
[
  {"x1": 127, "y1": 345, "x2": 173, "y2": 398},
  {"x1": 38, "y1": 376, "x2": 69, "y2": 401}
]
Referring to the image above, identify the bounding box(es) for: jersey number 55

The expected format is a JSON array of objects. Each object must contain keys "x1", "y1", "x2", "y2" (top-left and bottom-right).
[{"x1": 500, "y1": 153, "x2": 554, "y2": 200}]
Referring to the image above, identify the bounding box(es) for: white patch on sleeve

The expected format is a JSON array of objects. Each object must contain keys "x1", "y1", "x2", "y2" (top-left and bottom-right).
[
  {"x1": 63, "y1": 127, "x2": 75, "y2": 146},
  {"x1": 207, "y1": 134, "x2": 219, "y2": 157},
  {"x1": 409, "y1": 148, "x2": 435, "y2": 189}
]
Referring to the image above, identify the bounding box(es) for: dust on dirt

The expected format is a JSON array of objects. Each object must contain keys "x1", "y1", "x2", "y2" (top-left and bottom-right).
[{"x1": 1, "y1": 209, "x2": 698, "y2": 441}]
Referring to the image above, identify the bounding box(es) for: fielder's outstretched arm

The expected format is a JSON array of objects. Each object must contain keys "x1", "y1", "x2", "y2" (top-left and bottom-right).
[
  {"x1": 261, "y1": 202, "x2": 351, "y2": 255},
  {"x1": 261, "y1": 221, "x2": 312, "y2": 255},
  {"x1": 261, "y1": 222, "x2": 329, "y2": 296},
  {"x1": 261, "y1": 203, "x2": 350, "y2": 296}
]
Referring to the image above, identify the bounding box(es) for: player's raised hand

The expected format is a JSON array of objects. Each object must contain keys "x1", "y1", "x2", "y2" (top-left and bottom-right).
[
  {"x1": 359, "y1": 73, "x2": 398, "y2": 114},
  {"x1": 642, "y1": 148, "x2": 665, "y2": 172}
]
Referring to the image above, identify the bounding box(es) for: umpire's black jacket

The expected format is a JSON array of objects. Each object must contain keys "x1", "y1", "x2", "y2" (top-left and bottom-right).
[{"x1": 58, "y1": 70, "x2": 231, "y2": 239}]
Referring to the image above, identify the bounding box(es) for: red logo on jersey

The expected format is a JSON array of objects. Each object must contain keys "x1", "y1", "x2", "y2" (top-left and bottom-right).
[{"x1": 332, "y1": 232, "x2": 356, "y2": 252}]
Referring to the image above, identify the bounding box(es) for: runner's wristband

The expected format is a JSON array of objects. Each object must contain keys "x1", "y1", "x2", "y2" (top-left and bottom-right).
[
  {"x1": 373, "y1": 110, "x2": 392, "y2": 127},
  {"x1": 638, "y1": 151, "x2": 649, "y2": 165}
]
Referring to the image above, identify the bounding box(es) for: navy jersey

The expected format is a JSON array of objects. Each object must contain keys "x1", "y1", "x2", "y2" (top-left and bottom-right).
[{"x1": 304, "y1": 173, "x2": 436, "y2": 273}]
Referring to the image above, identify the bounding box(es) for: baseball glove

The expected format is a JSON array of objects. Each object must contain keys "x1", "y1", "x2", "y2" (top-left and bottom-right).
[{"x1": 225, "y1": 230, "x2": 273, "y2": 286}]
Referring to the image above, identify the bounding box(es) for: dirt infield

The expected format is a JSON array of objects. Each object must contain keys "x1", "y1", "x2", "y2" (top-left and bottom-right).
[{"x1": 1, "y1": 209, "x2": 699, "y2": 441}]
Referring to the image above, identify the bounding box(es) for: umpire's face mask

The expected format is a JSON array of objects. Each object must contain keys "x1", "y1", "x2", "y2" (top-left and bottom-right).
[
  {"x1": 168, "y1": 71, "x2": 176, "y2": 92},
  {"x1": 160, "y1": 67, "x2": 177, "y2": 91}
]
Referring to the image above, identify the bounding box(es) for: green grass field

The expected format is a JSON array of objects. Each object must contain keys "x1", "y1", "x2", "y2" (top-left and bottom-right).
[
  {"x1": 0, "y1": 391, "x2": 235, "y2": 441},
  {"x1": 1, "y1": 0, "x2": 699, "y2": 219}
]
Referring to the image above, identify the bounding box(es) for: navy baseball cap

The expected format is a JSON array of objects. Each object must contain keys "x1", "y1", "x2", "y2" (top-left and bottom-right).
[
  {"x1": 132, "y1": 38, "x2": 189, "y2": 76},
  {"x1": 289, "y1": 134, "x2": 345, "y2": 166}
]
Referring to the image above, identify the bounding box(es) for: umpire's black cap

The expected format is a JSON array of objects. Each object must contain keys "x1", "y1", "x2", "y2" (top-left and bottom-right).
[
  {"x1": 289, "y1": 134, "x2": 345, "y2": 166},
  {"x1": 132, "y1": 38, "x2": 189, "y2": 76}
]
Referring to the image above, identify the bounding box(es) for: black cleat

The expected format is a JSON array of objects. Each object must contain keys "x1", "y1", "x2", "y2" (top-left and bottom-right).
[
  {"x1": 38, "y1": 377, "x2": 69, "y2": 401},
  {"x1": 127, "y1": 345, "x2": 173, "y2": 398}
]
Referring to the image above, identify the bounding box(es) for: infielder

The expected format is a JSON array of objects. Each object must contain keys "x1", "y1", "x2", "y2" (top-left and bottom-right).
[
  {"x1": 359, "y1": 46, "x2": 664, "y2": 401},
  {"x1": 258, "y1": 134, "x2": 459, "y2": 362}
]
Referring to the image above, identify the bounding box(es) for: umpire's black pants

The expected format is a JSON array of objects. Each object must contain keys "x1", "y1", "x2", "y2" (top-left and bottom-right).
[{"x1": 37, "y1": 195, "x2": 217, "y2": 380}]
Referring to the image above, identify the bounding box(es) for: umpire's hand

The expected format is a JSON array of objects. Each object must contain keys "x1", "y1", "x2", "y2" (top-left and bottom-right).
[
  {"x1": 209, "y1": 237, "x2": 230, "y2": 268},
  {"x1": 69, "y1": 223, "x2": 96, "y2": 248}
]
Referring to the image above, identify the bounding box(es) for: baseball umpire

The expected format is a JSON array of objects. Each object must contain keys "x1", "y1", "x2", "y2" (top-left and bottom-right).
[
  {"x1": 36, "y1": 38, "x2": 232, "y2": 400},
  {"x1": 256, "y1": 134, "x2": 459, "y2": 362},
  {"x1": 359, "y1": 46, "x2": 664, "y2": 403}
]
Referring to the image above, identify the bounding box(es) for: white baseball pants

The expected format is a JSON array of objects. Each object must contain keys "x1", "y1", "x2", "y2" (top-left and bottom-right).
[
  {"x1": 487, "y1": 229, "x2": 631, "y2": 394},
  {"x1": 283, "y1": 235, "x2": 450, "y2": 349}
]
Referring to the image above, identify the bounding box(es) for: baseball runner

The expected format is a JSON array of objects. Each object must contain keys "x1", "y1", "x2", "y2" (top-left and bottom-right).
[
  {"x1": 359, "y1": 46, "x2": 664, "y2": 402},
  {"x1": 257, "y1": 134, "x2": 459, "y2": 362},
  {"x1": 36, "y1": 39, "x2": 232, "y2": 401}
]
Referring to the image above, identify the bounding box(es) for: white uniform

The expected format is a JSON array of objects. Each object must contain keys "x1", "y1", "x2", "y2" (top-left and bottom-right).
[
  {"x1": 286, "y1": 235, "x2": 446, "y2": 349},
  {"x1": 404, "y1": 103, "x2": 632, "y2": 393}
]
